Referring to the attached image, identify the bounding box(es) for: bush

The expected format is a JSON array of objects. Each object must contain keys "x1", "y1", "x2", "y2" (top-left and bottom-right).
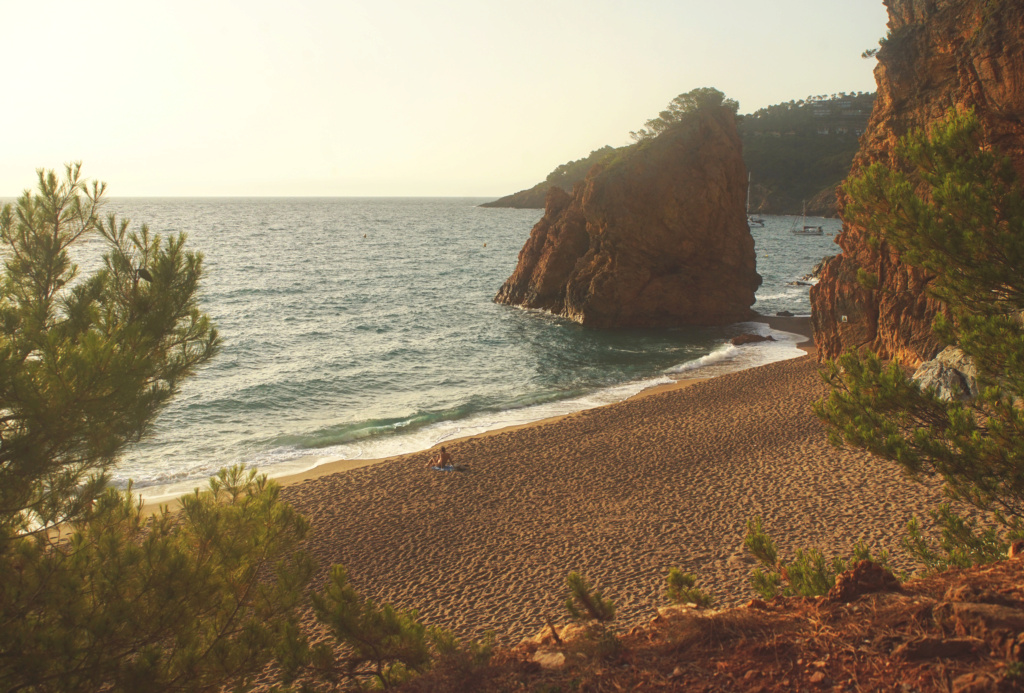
[
  {"x1": 564, "y1": 571, "x2": 616, "y2": 622},
  {"x1": 665, "y1": 569, "x2": 715, "y2": 608},
  {"x1": 744, "y1": 517, "x2": 890, "y2": 599}
]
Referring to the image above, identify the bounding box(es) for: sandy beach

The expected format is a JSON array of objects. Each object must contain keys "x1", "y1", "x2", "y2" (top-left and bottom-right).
[{"x1": 279, "y1": 318, "x2": 950, "y2": 644}]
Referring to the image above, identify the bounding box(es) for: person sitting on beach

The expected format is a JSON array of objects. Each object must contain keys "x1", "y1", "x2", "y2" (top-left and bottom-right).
[{"x1": 428, "y1": 446, "x2": 452, "y2": 469}]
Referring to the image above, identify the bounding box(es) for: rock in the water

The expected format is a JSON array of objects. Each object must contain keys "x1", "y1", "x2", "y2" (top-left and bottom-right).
[
  {"x1": 495, "y1": 105, "x2": 761, "y2": 328},
  {"x1": 912, "y1": 346, "x2": 979, "y2": 401},
  {"x1": 811, "y1": 0, "x2": 1024, "y2": 366},
  {"x1": 801, "y1": 255, "x2": 834, "y2": 282},
  {"x1": 731, "y1": 333, "x2": 776, "y2": 346}
]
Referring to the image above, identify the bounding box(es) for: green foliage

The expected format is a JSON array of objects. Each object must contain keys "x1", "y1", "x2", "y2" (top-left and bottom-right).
[
  {"x1": 564, "y1": 571, "x2": 615, "y2": 622},
  {"x1": 545, "y1": 146, "x2": 620, "y2": 189},
  {"x1": 743, "y1": 517, "x2": 778, "y2": 566},
  {"x1": 744, "y1": 517, "x2": 890, "y2": 599},
  {"x1": 740, "y1": 92, "x2": 875, "y2": 212},
  {"x1": 665, "y1": 569, "x2": 715, "y2": 608},
  {"x1": 817, "y1": 110, "x2": 1024, "y2": 531},
  {"x1": 0, "y1": 166, "x2": 322, "y2": 691},
  {"x1": 903, "y1": 503, "x2": 1024, "y2": 575},
  {"x1": 856, "y1": 269, "x2": 879, "y2": 290},
  {"x1": 0, "y1": 164, "x2": 220, "y2": 534},
  {"x1": 310, "y1": 565, "x2": 460, "y2": 688},
  {"x1": 0, "y1": 466, "x2": 314, "y2": 691},
  {"x1": 629, "y1": 87, "x2": 739, "y2": 142}
]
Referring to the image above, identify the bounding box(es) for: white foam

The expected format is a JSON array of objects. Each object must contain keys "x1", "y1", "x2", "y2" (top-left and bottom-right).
[{"x1": 136, "y1": 323, "x2": 809, "y2": 503}]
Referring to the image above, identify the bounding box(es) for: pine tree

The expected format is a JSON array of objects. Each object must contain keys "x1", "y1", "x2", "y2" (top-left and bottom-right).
[
  {"x1": 0, "y1": 164, "x2": 219, "y2": 533},
  {"x1": 564, "y1": 571, "x2": 616, "y2": 622},
  {"x1": 309, "y1": 565, "x2": 466, "y2": 689},
  {"x1": 0, "y1": 166, "x2": 314, "y2": 691},
  {"x1": 629, "y1": 87, "x2": 739, "y2": 142},
  {"x1": 815, "y1": 109, "x2": 1024, "y2": 560}
]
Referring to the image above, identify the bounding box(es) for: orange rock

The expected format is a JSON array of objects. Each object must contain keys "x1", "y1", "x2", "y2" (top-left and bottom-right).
[
  {"x1": 827, "y1": 560, "x2": 901, "y2": 603},
  {"x1": 811, "y1": 0, "x2": 1024, "y2": 365},
  {"x1": 495, "y1": 106, "x2": 760, "y2": 328}
]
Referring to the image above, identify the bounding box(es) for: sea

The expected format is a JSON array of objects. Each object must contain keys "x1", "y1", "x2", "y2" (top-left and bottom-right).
[{"x1": 71, "y1": 198, "x2": 842, "y2": 499}]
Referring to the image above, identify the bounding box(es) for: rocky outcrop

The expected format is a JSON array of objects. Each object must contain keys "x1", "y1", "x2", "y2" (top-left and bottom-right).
[
  {"x1": 912, "y1": 345, "x2": 980, "y2": 401},
  {"x1": 731, "y1": 333, "x2": 776, "y2": 346},
  {"x1": 494, "y1": 106, "x2": 761, "y2": 328},
  {"x1": 810, "y1": 0, "x2": 1024, "y2": 365}
]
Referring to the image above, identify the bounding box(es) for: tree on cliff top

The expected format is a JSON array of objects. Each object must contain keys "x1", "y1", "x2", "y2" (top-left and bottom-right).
[
  {"x1": 629, "y1": 87, "x2": 739, "y2": 142},
  {"x1": 815, "y1": 109, "x2": 1024, "y2": 563}
]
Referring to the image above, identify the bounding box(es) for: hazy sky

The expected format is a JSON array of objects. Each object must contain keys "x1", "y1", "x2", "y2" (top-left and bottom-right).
[{"x1": 1, "y1": 1, "x2": 889, "y2": 197}]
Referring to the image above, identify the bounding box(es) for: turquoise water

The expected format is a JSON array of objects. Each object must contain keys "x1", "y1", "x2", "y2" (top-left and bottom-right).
[{"x1": 81, "y1": 198, "x2": 840, "y2": 496}]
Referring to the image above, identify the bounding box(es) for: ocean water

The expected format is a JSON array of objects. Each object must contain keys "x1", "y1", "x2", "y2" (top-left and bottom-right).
[{"x1": 74, "y1": 199, "x2": 841, "y2": 498}]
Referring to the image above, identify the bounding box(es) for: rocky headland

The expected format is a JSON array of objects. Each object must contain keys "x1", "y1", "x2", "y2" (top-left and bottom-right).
[
  {"x1": 811, "y1": 0, "x2": 1024, "y2": 365},
  {"x1": 494, "y1": 104, "x2": 760, "y2": 328}
]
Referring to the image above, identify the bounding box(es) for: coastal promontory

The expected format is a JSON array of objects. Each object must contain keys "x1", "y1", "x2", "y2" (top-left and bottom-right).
[
  {"x1": 494, "y1": 94, "x2": 761, "y2": 328},
  {"x1": 811, "y1": 0, "x2": 1024, "y2": 364}
]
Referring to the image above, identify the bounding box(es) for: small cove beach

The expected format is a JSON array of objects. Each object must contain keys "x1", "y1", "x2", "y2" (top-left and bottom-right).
[{"x1": 274, "y1": 317, "x2": 949, "y2": 644}]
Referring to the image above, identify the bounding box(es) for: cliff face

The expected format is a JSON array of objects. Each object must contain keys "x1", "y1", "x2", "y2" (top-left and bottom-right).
[
  {"x1": 811, "y1": 0, "x2": 1024, "y2": 365},
  {"x1": 495, "y1": 107, "x2": 760, "y2": 328}
]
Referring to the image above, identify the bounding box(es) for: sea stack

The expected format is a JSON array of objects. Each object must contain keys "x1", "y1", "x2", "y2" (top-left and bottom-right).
[
  {"x1": 810, "y1": 0, "x2": 1024, "y2": 365},
  {"x1": 494, "y1": 104, "x2": 760, "y2": 328}
]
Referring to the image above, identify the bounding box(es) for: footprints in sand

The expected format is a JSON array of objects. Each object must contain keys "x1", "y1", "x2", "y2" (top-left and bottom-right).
[{"x1": 281, "y1": 358, "x2": 952, "y2": 644}]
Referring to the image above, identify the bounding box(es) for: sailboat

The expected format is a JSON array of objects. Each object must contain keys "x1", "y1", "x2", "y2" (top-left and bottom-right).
[
  {"x1": 790, "y1": 201, "x2": 823, "y2": 235},
  {"x1": 746, "y1": 173, "x2": 765, "y2": 227}
]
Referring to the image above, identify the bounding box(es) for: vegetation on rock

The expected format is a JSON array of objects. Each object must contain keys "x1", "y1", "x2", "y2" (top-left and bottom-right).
[
  {"x1": 816, "y1": 109, "x2": 1024, "y2": 572},
  {"x1": 628, "y1": 87, "x2": 739, "y2": 142},
  {"x1": 482, "y1": 90, "x2": 874, "y2": 215}
]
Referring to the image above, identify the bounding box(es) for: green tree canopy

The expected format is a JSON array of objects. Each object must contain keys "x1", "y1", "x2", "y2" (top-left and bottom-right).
[
  {"x1": 0, "y1": 164, "x2": 220, "y2": 533},
  {"x1": 815, "y1": 109, "x2": 1024, "y2": 547},
  {"x1": 0, "y1": 166, "x2": 479, "y2": 691},
  {"x1": 629, "y1": 87, "x2": 739, "y2": 142}
]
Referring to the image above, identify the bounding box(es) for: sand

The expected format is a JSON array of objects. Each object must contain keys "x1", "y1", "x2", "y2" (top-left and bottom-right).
[{"x1": 280, "y1": 318, "x2": 950, "y2": 644}]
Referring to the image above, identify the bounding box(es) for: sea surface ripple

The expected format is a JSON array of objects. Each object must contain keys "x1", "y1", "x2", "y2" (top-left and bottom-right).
[{"x1": 75, "y1": 198, "x2": 842, "y2": 497}]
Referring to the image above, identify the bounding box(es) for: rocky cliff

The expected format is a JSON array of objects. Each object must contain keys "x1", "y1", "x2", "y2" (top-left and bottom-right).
[
  {"x1": 494, "y1": 106, "x2": 760, "y2": 328},
  {"x1": 810, "y1": 0, "x2": 1024, "y2": 365}
]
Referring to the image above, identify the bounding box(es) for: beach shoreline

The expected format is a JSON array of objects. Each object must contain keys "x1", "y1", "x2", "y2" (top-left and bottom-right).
[
  {"x1": 141, "y1": 314, "x2": 815, "y2": 511},
  {"x1": 273, "y1": 322, "x2": 948, "y2": 645},
  {"x1": 271, "y1": 314, "x2": 816, "y2": 487},
  {"x1": 143, "y1": 313, "x2": 953, "y2": 647}
]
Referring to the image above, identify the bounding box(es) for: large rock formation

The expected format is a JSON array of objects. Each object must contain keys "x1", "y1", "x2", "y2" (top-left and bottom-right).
[
  {"x1": 810, "y1": 0, "x2": 1024, "y2": 365},
  {"x1": 494, "y1": 106, "x2": 760, "y2": 328}
]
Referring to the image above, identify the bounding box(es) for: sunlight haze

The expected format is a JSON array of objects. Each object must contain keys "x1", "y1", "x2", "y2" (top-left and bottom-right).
[{"x1": 1, "y1": 0, "x2": 889, "y2": 197}]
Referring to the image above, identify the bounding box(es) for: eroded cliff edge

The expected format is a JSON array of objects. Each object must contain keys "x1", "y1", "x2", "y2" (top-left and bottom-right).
[
  {"x1": 494, "y1": 106, "x2": 760, "y2": 328},
  {"x1": 810, "y1": 0, "x2": 1024, "y2": 365}
]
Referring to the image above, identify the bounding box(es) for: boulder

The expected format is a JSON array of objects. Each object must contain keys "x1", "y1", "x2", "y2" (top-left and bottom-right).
[
  {"x1": 801, "y1": 256, "x2": 834, "y2": 282},
  {"x1": 827, "y1": 560, "x2": 901, "y2": 603},
  {"x1": 911, "y1": 346, "x2": 979, "y2": 401},
  {"x1": 811, "y1": 0, "x2": 1024, "y2": 366},
  {"x1": 731, "y1": 333, "x2": 776, "y2": 346},
  {"x1": 495, "y1": 105, "x2": 761, "y2": 327}
]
